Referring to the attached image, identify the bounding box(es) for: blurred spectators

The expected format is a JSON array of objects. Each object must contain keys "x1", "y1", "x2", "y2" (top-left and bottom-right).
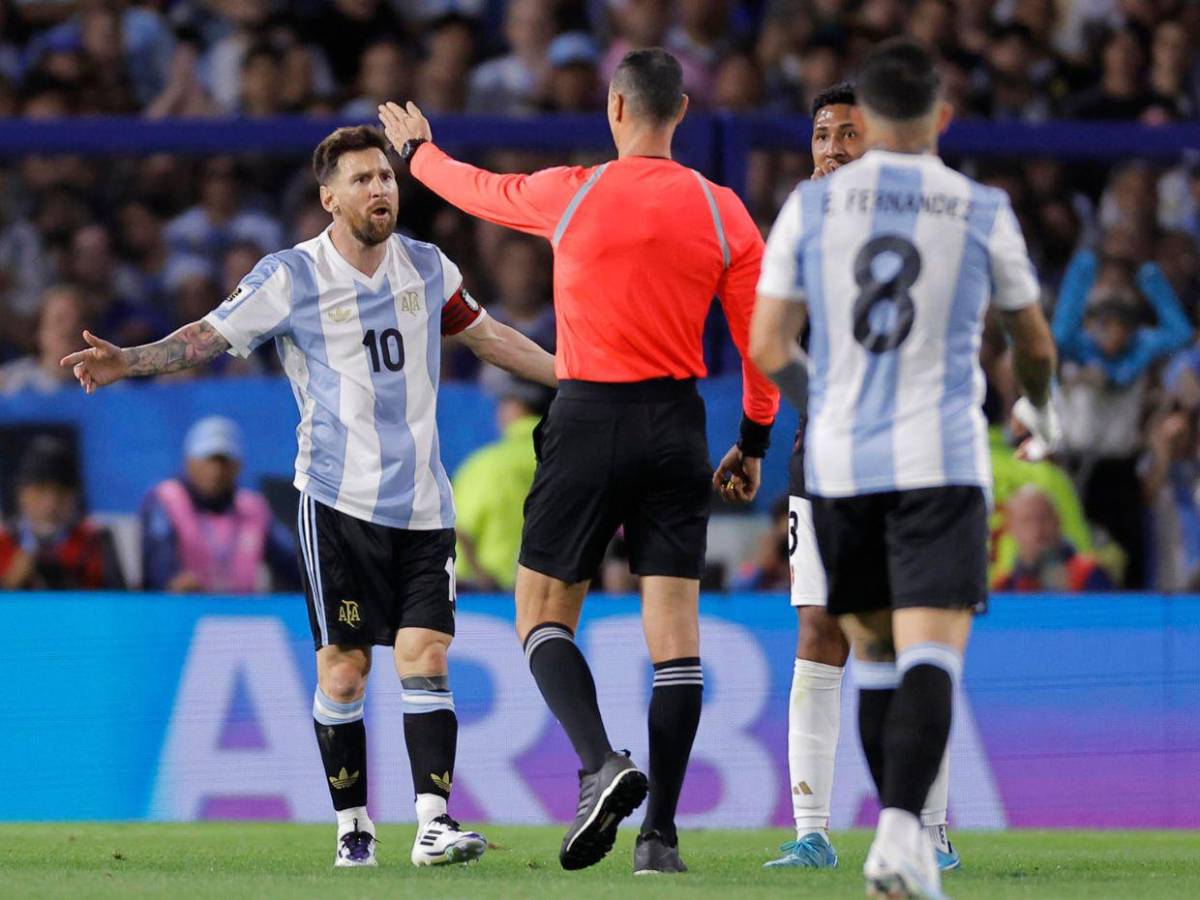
[
  {"x1": 993, "y1": 486, "x2": 1114, "y2": 592},
  {"x1": 988, "y1": 423, "x2": 1105, "y2": 587},
  {"x1": 1054, "y1": 245, "x2": 1193, "y2": 587},
  {"x1": 542, "y1": 31, "x2": 601, "y2": 112},
  {"x1": 0, "y1": 284, "x2": 82, "y2": 395},
  {"x1": 342, "y1": 38, "x2": 413, "y2": 119},
  {"x1": 665, "y1": 0, "x2": 734, "y2": 106},
  {"x1": 1141, "y1": 403, "x2": 1200, "y2": 592},
  {"x1": 0, "y1": 436, "x2": 124, "y2": 590},
  {"x1": 140, "y1": 417, "x2": 299, "y2": 593},
  {"x1": 0, "y1": 0, "x2": 1199, "y2": 594},
  {"x1": 163, "y1": 158, "x2": 283, "y2": 273},
  {"x1": 453, "y1": 377, "x2": 552, "y2": 591},
  {"x1": 467, "y1": 0, "x2": 557, "y2": 114}
]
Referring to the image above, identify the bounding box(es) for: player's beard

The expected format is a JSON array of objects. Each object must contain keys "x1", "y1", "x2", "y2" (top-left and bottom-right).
[{"x1": 349, "y1": 207, "x2": 397, "y2": 246}]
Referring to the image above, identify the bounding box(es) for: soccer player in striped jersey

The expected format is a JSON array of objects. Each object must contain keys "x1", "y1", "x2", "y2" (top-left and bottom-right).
[
  {"x1": 62, "y1": 125, "x2": 557, "y2": 870},
  {"x1": 764, "y1": 83, "x2": 958, "y2": 874},
  {"x1": 751, "y1": 41, "x2": 1058, "y2": 898}
]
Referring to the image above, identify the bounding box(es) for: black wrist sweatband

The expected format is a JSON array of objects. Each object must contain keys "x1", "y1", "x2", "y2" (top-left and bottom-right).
[
  {"x1": 737, "y1": 415, "x2": 772, "y2": 458},
  {"x1": 400, "y1": 138, "x2": 428, "y2": 163}
]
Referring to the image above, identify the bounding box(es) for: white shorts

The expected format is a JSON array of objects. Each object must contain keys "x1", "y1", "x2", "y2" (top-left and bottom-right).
[{"x1": 788, "y1": 494, "x2": 828, "y2": 607}]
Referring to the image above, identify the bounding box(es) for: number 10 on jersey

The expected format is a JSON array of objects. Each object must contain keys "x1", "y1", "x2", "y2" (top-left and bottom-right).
[{"x1": 362, "y1": 328, "x2": 405, "y2": 372}]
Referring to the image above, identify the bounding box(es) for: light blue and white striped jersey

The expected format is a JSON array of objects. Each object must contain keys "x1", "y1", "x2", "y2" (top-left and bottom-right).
[
  {"x1": 203, "y1": 227, "x2": 483, "y2": 529},
  {"x1": 758, "y1": 149, "x2": 1039, "y2": 498}
]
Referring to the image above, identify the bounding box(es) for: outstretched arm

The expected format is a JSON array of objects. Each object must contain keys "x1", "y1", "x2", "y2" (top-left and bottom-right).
[
  {"x1": 61, "y1": 321, "x2": 230, "y2": 393},
  {"x1": 379, "y1": 101, "x2": 584, "y2": 239},
  {"x1": 454, "y1": 314, "x2": 557, "y2": 388}
]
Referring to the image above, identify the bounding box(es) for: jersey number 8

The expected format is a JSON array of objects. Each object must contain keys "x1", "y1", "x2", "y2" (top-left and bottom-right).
[{"x1": 852, "y1": 235, "x2": 921, "y2": 354}]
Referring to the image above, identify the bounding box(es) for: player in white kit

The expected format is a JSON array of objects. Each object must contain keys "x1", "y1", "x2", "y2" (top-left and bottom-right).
[
  {"x1": 62, "y1": 126, "x2": 557, "y2": 870},
  {"x1": 751, "y1": 41, "x2": 1058, "y2": 898},
  {"x1": 764, "y1": 82, "x2": 957, "y2": 874}
]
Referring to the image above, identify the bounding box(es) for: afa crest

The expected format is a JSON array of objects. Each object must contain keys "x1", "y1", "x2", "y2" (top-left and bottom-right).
[
  {"x1": 338, "y1": 599, "x2": 361, "y2": 627},
  {"x1": 400, "y1": 290, "x2": 423, "y2": 315}
]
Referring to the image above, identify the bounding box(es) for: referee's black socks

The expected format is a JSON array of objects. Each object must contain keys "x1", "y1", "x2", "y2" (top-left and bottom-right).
[
  {"x1": 523, "y1": 622, "x2": 612, "y2": 773},
  {"x1": 313, "y1": 688, "x2": 369, "y2": 813},
  {"x1": 881, "y1": 643, "x2": 959, "y2": 816},
  {"x1": 642, "y1": 658, "x2": 703, "y2": 845}
]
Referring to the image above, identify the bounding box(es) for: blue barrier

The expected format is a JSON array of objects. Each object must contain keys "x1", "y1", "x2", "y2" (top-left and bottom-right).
[
  {"x1": 0, "y1": 591, "x2": 1195, "y2": 827},
  {"x1": 3, "y1": 116, "x2": 1195, "y2": 199},
  {"x1": 0, "y1": 374, "x2": 795, "y2": 514}
]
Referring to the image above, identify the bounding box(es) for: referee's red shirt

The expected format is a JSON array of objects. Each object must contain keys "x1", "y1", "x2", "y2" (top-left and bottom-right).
[{"x1": 411, "y1": 144, "x2": 779, "y2": 425}]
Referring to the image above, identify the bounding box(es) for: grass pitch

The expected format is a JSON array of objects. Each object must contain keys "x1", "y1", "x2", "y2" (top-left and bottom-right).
[{"x1": 2, "y1": 824, "x2": 1197, "y2": 899}]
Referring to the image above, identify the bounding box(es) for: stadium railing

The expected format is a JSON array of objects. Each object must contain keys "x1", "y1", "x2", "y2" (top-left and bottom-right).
[{"x1": 4, "y1": 116, "x2": 1199, "y2": 196}]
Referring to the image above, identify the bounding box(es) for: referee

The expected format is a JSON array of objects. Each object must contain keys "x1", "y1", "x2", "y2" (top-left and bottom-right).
[{"x1": 380, "y1": 48, "x2": 779, "y2": 875}]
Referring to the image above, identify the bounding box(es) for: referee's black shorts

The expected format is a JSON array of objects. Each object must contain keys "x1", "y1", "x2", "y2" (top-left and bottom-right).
[{"x1": 519, "y1": 378, "x2": 711, "y2": 584}]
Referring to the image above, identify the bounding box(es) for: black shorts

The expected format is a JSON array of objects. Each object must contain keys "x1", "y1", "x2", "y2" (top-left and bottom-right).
[
  {"x1": 810, "y1": 485, "x2": 988, "y2": 616},
  {"x1": 519, "y1": 379, "x2": 711, "y2": 584},
  {"x1": 297, "y1": 493, "x2": 456, "y2": 648}
]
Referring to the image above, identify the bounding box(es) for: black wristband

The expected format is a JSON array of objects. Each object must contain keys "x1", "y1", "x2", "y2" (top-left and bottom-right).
[
  {"x1": 737, "y1": 415, "x2": 772, "y2": 458},
  {"x1": 400, "y1": 138, "x2": 428, "y2": 163}
]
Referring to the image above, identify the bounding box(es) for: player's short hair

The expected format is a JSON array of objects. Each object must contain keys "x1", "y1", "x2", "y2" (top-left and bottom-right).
[
  {"x1": 611, "y1": 48, "x2": 685, "y2": 125},
  {"x1": 312, "y1": 126, "x2": 391, "y2": 185},
  {"x1": 811, "y1": 82, "x2": 857, "y2": 118},
  {"x1": 856, "y1": 38, "x2": 941, "y2": 121}
]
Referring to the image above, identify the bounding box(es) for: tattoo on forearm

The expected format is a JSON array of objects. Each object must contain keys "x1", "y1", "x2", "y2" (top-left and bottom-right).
[{"x1": 124, "y1": 320, "x2": 230, "y2": 376}]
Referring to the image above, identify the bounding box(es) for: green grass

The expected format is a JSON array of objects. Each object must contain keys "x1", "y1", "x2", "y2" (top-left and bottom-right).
[{"x1": 1, "y1": 824, "x2": 1197, "y2": 899}]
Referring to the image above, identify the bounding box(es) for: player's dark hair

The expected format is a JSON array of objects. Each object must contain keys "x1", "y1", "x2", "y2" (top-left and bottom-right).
[
  {"x1": 811, "y1": 81, "x2": 856, "y2": 118},
  {"x1": 611, "y1": 48, "x2": 685, "y2": 125},
  {"x1": 312, "y1": 125, "x2": 391, "y2": 185},
  {"x1": 856, "y1": 38, "x2": 941, "y2": 121}
]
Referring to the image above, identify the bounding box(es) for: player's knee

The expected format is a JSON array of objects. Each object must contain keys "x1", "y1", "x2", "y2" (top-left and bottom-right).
[
  {"x1": 396, "y1": 632, "x2": 450, "y2": 676},
  {"x1": 796, "y1": 607, "x2": 850, "y2": 666},
  {"x1": 320, "y1": 662, "x2": 367, "y2": 703},
  {"x1": 416, "y1": 640, "x2": 448, "y2": 675}
]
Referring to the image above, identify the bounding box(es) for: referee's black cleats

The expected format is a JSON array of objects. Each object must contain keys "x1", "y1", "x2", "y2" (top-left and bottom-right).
[
  {"x1": 633, "y1": 830, "x2": 688, "y2": 875},
  {"x1": 559, "y1": 751, "x2": 648, "y2": 871}
]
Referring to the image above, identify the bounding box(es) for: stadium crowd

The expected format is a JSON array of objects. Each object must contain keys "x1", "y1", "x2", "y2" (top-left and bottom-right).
[{"x1": 2, "y1": 0, "x2": 1200, "y2": 591}]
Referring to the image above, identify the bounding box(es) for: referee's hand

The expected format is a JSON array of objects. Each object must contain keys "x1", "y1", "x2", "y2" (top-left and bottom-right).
[
  {"x1": 713, "y1": 444, "x2": 761, "y2": 504},
  {"x1": 378, "y1": 101, "x2": 432, "y2": 150}
]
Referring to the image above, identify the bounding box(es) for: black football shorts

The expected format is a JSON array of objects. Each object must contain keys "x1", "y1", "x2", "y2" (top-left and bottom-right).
[
  {"x1": 810, "y1": 485, "x2": 989, "y2": 616},
  {"x1": 297, "y1": 493, "x2": 456, "y2": 648},
  {"x1": 519, "y1": 378, "x2": 711, "y2": 584}
]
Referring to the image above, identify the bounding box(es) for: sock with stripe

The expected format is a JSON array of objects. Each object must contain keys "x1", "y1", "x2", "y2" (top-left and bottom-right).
[
  {"x1": 855, "y1": 658, "x2": 899, "y2": 798},
  {"x1": 787, "y1": 658, "x2": 844, "y2": 838},
  {"x1": 882, "y1": 643, "x2": 959, "y2": 816},
  {"x1": 401, "y1": 675, "x2": 457, "y2": 827},
  {"x1": 523, "y1": 622, "x2": 612, "y2": 773},
  {"x1": 313, "y1": 688, "x2": 369, "y2": 816},
  {"x1": 641, "y1": 657, "x2": 703, "y2": 844}
]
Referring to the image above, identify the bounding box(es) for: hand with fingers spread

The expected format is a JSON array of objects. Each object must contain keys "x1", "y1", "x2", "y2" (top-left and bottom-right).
[
  {"x1": 378, "y1": 100, "x2": 433, "y2": 153},
  {"x1": 60, "y1": 330, "x2": 128, "y2": 394},
  {"x1": 712, "y1": 444, "x2": 762, "y2": 504}
]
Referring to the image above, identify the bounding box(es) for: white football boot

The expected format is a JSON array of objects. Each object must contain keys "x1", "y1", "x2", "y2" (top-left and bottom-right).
[
  {"x1": 334, "y1": 817, "x2": 378, "y2": 867},
  {"x1": 864, "y1": 808, "x2": 947, "y2": 899},
  {"x1": 410, "y1": 814, "x2": 487, "y2": 866}
]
